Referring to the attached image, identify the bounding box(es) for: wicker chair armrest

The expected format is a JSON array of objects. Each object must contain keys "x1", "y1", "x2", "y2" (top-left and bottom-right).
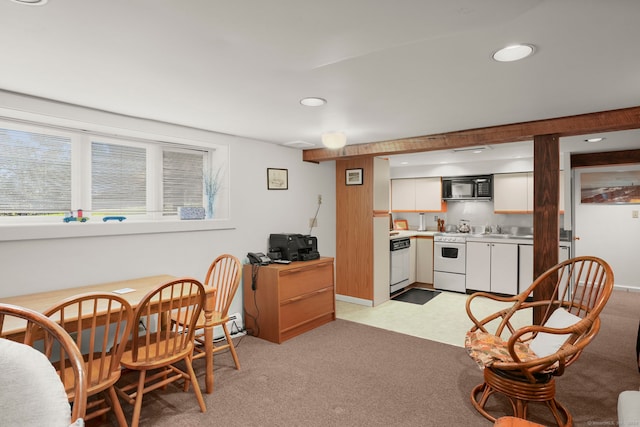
[{"x1": 466, "y1": 291, "x2": 522, "y2": 334}]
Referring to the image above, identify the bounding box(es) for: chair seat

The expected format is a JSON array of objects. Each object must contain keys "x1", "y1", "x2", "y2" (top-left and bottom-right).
[
  {"x1": 465, "y1": 330, "x2": 539, "y2": 369},
  {"x1": 121, "y1": 339, "x2": 194, "y2": 370},
  {"x1": 60, "y1": 354, "x2": 122, "y2": 397}
]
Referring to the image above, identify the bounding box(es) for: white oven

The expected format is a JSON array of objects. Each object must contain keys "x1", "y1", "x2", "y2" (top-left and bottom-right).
[{"x1": 433, "y1": 234, "x2": 467, "y2": 293}]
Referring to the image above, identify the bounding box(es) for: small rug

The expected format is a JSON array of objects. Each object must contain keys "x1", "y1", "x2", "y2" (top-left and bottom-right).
[{"x1": 392, "y1": 288, "x2": 441, "y2": 305}]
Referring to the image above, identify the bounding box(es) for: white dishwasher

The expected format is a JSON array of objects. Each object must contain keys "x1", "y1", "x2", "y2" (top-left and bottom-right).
[{"x1": 390, "y1": 237, "x2": 411, "y2": 294}]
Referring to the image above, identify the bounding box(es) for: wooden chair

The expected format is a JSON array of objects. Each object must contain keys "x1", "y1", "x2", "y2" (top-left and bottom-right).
[
  {"x1": 44, "y1": 293, "x2": 134, "y2": 426},
  {"x1": 191, "y1": 254, "x2": 242, "y2": 370},
  {"x1": 0, "y1": 302, "x2": 87, "y2": 426},
  {"x1": 116, "y1": 278, "x2": 207, "y2": 427},
  {"x1": 465, "y1": 256, "x2": 614, "y2": 426}
]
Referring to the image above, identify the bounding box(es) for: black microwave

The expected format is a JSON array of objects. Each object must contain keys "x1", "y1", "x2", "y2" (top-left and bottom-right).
[{"x1": 442, "y1": 175, "x2": 492, "y2": 201}]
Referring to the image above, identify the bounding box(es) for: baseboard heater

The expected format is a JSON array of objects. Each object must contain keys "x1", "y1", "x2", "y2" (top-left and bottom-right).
[{"x1": 214, "y1": 312, "x2": 244, "y2": 340}]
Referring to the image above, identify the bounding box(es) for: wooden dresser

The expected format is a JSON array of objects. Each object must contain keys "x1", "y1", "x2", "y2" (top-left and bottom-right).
[{"x1": 243, "y1": 257, "x2": 335, "y2": 344}]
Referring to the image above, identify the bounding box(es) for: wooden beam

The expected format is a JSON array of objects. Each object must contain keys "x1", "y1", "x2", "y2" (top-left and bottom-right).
[
  {"x1": 533, "y1": 134, "x2": 560, "y2": 324},
  {"x1": 571, "y1": 148, "x2": 640, "y2": 168},
  {"x1": 303, "y1": 105, "x2": 640, "y2": 163}
]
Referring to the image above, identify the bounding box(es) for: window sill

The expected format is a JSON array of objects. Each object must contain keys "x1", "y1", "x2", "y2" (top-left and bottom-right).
[{"x1": 0, "y1": 219, "x2": 235, "y2": 242}]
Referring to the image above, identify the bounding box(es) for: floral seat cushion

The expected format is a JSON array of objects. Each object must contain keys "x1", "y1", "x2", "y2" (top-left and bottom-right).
[{"x1": 465, "y1": 330, "x2": 539, "y2": 369}]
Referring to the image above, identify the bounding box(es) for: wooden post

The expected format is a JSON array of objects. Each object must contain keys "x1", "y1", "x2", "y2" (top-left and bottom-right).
[{"x1": 533, "y1": 134, "x2": 560, "y2": 324}]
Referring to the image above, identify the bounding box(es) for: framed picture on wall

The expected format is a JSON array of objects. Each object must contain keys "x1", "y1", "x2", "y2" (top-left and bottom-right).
[
  {"x1": 267, "y1": 168, "x2": 288, "y2": 190},
  {"x1": 345, "y1": 168, "x2": 363, "y2": 186}
]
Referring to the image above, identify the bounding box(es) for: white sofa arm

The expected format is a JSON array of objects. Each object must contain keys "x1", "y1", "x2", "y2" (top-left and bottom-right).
[{"x1": 618, "y1": 390, "x2": 640, "y2": 427}]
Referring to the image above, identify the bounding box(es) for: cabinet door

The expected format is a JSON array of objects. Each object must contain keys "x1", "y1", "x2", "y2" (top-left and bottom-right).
[
  {"x1": 416, "y1": 237, "x2": 433, "y2": 284},
  {"x1": 414, "y1": 177, "x2": 442, "y2": 211},
  {"x1": 466, "y1": 242, "x2": 491, "y2": 292},
  {"x1": 391, "y1": 179, "x2": 416, "y2": 211},
  {"x1": 519, "y1": 244, "x2": 534, "y2": 292},
  {"x1": 409, "y1": 237, "x2": 417, "y2": 284},
  {"x1": 494, "y1": 173, "x2": 529, "y2": 212},
  {"x1": 490, "y1": 243, "x2": 518, "y2": 295}
]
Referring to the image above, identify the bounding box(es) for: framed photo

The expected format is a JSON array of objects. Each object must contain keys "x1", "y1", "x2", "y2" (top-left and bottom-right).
[
  {"x1": 267, "y1": 168, "x2": 288, "y2": 190},
  {"x1": 345, "y1": 168, "x2": 363, "y2": 186},
  {"x1": 580, "y1": 170, "x2": 640, "y2": 204},
  {"x1": 393, "y1": 219, "x2": 409, "y2": 230}
]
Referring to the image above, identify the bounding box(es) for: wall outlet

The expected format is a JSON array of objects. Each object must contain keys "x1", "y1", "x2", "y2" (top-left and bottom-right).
[
  {"x1": 633, "y1": 210, "x2": 639, "y2": 219},
  {"x1": 309, "y1": 218, "x2": 318, "y2": 227}
]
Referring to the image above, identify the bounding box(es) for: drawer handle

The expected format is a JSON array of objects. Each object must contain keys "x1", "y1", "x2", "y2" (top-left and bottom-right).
[
  {"x1": 280, "y1": 262, "x2": 330, "y2": 276},
  {"x1": 281, "y1": 287, "x2": 331, "y2": 305}
]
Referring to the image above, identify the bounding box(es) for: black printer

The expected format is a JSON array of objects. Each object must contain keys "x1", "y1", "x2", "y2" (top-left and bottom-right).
[{"x1": 269, "y1": 234, "x2": 319, "y2": 261}]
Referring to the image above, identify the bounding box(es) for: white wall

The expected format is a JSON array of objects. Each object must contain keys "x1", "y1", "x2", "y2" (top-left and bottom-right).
[
  {"x1": 0, "y1": 93, "x2": 337, "y2": 321},
  {"x1": 574, "y1": 165, "x2": 640, "y2": 290}
]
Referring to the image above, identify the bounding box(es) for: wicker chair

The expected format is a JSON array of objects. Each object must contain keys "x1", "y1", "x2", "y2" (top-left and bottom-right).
[{"x1": 465, "y1": 256, "x2": 614, "y2": 426}]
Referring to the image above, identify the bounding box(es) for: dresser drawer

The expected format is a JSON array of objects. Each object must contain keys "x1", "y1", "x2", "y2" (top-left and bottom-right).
[
  {"x1": 279, "y1": 261, "x2": 334, "y2": 300},
  {"x1": 279, "y1": 286, "x2": 334, "y2": 331}
]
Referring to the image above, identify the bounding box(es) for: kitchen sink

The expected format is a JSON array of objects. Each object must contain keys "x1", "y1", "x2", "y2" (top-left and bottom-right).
[{"x1": 469, "y1": 233, "x2": 534, "y2": 239}]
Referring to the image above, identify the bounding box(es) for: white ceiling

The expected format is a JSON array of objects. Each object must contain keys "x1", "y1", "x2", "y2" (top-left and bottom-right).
[{"x1": 1, "y1": 0, "x2": 639, "y2": 167}]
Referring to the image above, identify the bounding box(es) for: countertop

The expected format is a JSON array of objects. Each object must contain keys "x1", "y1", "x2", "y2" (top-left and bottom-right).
[
  {"x1": 389, "y1": 230, "x2": 436, "y2": 240},
  {"x1": 390, "y1": 230, "x2": 570, "y2": 246}
]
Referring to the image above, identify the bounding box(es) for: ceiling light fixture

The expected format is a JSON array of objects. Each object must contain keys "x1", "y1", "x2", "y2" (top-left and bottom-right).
[
  {"x1": 10, "y1": 0, "x2": 48, "y2": 5},
  {"x1": 584, "y1": 137, "x2": 605, "y2": 143},
  {"x1": 321, "y1": 131, "x2": 346, "y2": 149},
  {"x1": 300, "y1": 97, "x2": 326, "y2": 107},
  {"x1": 492, "y1": 44, "x2": 535, "y2": 62},
  {"x1": 452, "y1": 145, "x2": 491, "y2": 153}
]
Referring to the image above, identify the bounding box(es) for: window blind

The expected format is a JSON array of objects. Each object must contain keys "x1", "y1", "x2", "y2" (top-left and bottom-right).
[
  {"x1": 163, "y1": 150, "x2": 204, "y2": 215},
  {"x1": 92, "y1": 141, "x2": 146, "y2": 213},
  {"x1": 0, "y1": 128, "x2": 72, "y2": 214}
]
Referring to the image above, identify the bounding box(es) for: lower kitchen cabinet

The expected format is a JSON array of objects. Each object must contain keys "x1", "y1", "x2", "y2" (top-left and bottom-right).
[
  {"x1": 466, "y1": 241, "x2": 518, "y2": 295},
  {"x1": 409, "y1": 237, "x2": 417, "y2": 284},
  {"x1": 416, "y1": 236, "x2": 434, "y2": 284},
  {"x1": 518, "y1": 244, "x2": 571, "y2": 291},
  {"x1": 243, "y1": 257, "x2": 335, "y2": 344}
]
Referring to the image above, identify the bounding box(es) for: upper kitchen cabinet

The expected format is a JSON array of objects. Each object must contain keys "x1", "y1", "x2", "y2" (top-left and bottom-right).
[
  {"x1": 494, "y1": 171, "x2": 565, "y2": 214},
  {"x1": 391, "y1": 177, "x2": 444, "y2": 212}
]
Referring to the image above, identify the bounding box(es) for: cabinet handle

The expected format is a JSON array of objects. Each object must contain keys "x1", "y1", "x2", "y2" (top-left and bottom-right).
[{"x1": 281, "y1": 286, "x2": 331, "y2": 305}]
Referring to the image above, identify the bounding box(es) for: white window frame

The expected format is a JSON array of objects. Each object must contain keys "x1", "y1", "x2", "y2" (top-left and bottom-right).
[{"x1": 0, "y1": 117, "x2": 233, "y2": 241}]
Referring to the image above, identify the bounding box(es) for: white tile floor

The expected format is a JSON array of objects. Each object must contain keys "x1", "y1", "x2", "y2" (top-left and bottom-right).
[{"x1": 336, "y1": 288, "x2": 533, "y2": 348}]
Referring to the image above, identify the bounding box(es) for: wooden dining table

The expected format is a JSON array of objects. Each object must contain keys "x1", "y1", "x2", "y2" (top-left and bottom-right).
[{"x1": 0, "y1": 275, "x2": 218, "y2": 394}]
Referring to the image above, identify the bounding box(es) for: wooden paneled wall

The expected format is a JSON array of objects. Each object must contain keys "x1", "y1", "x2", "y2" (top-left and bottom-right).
[{"x1": 335, "y1": 158, "x2": 374, "y2": 300}]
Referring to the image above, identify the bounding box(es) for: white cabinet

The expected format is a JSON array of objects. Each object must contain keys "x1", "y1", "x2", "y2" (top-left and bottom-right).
[
  {"x1": 467, "y1": 241, "x2": 518, "y2": 295},
  {"x1": 518, "y1": 244, "x2": 534, "y2": 292},
  {"x1": 409, "y1": 237, "x2": 417, "y2": 284},
  {"x1": 519, "y1": 244, "x2": 572, "y2": 291},
  {"x1": 391, "y1": 178, "x2": 442, "y2": 212},
  {"x1": 416, "y1": 236, "x2": 434, "y2": 284},
  {"x1": 494, "y1": 171, "x2": 565, "y2": 213},
  {"x1": 494, "y1": 172, "x2": 532, "y2": 213}
]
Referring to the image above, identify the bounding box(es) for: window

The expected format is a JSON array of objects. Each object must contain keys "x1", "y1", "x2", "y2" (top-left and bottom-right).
[
  {"x1": 0, "y1": 127, "x2": 72, "y2": 216},
  {"x1": 162, "y1": 150, "x2": 204, "y2": 216},
  {"x1": 92, "y1": 141, "x2": 147, "y2": 215},
  {"x1": 0, "y1": 119, "x2": 227, "y2": 228}
]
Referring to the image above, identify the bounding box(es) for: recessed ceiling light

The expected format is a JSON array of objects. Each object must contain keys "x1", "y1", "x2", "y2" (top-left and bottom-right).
[
  {"x1": 492, "y1": 44, "x2": 535, "y2": 62},
  {"x1": 10, "y1": 0, "x2": 48, "y2": 5},
  {"x1": 300, "y1": 97, "x2": 326, "y2": 107},
  {"x1": 400, "y1": 161, "x2": 409, "y2": 165},
  {"x1": 584, "y1": 137, "x2": 605, "y2": 143}
]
